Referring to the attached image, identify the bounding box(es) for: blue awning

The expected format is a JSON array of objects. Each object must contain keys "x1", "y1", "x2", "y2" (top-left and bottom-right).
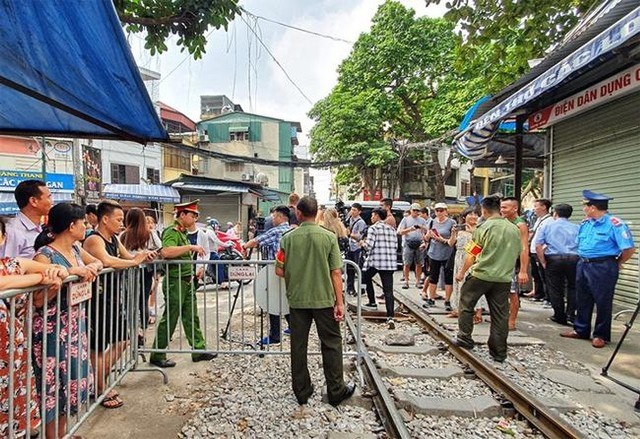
[
  {"x1": 103, "y1": 184, "x2": 180, "y2": 203},
  {"x1": 0, "y1": 191, "x2": 73, "y2": 215},
  {"x1": 0, "y1": 1, "x2": 168, "y2": 143},
  {"x1": 455, "y1": 6, "x2": 640, "y2": 160}
]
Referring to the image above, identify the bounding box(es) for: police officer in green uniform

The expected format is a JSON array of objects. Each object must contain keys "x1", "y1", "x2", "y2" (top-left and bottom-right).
[
  {"x1": 150, "y1": 200, "x2": 217, "y2": 367},
  {"x1": 561, "y1": 190, "x2": 635, "y2": 348}
]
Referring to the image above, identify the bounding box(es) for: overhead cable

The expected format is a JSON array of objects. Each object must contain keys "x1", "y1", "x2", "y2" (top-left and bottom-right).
[{"x1": 240, "y1": 7, "x2": 355, "y2": 44}]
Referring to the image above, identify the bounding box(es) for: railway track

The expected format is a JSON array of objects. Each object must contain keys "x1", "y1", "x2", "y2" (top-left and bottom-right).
[{"x1": 346, "y1": 291, "x2": 585, "y2": 439}]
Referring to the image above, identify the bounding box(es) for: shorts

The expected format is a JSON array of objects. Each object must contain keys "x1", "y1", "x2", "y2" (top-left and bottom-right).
[
  {"x1": 428, "y1": 258, "x2": 453, "y2": 285},
  {"x1": 403, "y1": 245, "x2": 425, "y2": 267}
]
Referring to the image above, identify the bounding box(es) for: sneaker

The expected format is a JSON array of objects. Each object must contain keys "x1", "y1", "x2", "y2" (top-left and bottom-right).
[
  {"x1": 387, "y1": 318, "x2": 395, "y2": 330},
  {"x1": 362, "y1": 303, "x2": 378, "y2": 310},
  {"x1": 444, "y1": 301, "x2": 452, "y2": 312},
  {"x1": 259, "y1": 336, "x2": 281, "y2": 345},
  {"x1": 422, "y1": 299, "x2": 435, "y2": 308},
  {"x1": 542, "y1": 301, "x2": 553, "y2": 309},
  {"x1": 283, "y1": 328, "x2": 291, "y2": 336}
]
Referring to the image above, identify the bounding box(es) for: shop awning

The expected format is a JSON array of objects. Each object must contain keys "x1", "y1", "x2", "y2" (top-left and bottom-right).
[
  {"x1": 0, "y1": 191, "x2": 73, "y2": 215},
  {"x1": 103, "y1": 184, "x2": 180, "y2": 203},
  {"x1": 0, "y1": 1, "x2": 168, "y2": 143},
  {"x1": 454, "y1": 4, "x2": 640, "y2": 160},
  {"x1": 173, "y1": 183, "x2": 249, "y2": 194}
]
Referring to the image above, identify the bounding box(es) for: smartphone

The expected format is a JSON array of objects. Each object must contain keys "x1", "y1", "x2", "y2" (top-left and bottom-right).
[{"x1": 413, "y1": 224, "x2": 422, "y2": 229}]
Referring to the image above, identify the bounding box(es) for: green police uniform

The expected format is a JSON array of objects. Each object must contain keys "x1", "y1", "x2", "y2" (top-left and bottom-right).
[{"x1": 150, "y1": 220, "x2": 206, "y2": 362}]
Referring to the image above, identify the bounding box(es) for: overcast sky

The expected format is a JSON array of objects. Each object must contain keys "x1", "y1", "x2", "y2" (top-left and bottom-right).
[{"x1": 131, "y1": 0, "x2": 446, "y2": 200}]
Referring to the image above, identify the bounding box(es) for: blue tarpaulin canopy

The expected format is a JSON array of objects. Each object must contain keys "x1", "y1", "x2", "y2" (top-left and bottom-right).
[{"x1": 0, "y1": 1, "x2": 168, "y2": 144}]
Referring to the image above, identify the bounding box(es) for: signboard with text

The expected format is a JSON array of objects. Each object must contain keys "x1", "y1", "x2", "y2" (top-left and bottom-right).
[
  {"x1": 529, "y1": 64, "x2": 640, "y2": 130},
  {"x1": 69, "y1": 281, "x2": 92, "y2": 306},
  {"x1": 228, "y1": 266, "x2": 256, "y2": 281},
  {"x1": 83, "y1": 145, "x2": 102, "y2": 201},
  {"x1": 0, "y1": 170, "x2": 74, "y2": 192},
  {"x1": 529, "y1": 65, "x2": 640, "y2": 130}
]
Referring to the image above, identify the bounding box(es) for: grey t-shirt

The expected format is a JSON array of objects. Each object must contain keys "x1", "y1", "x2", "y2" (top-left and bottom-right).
[
  {"x1": 398, "y1": 216, "x2": 429, "y2": 245},
  {"x1": 427, "y1": 217, "x2": 457, "y2": 261}
]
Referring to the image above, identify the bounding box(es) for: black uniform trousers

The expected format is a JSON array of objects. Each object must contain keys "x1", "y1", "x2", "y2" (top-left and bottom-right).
[
  {"x1": 530, "y1": 253, "x2": 547, "y2": 300},
  {"x1": 289, "y1": 307, "x2": 350, "y2": 404},
  {"x1": 544, "y1": 255, "x2": 578, "y2": 324}
]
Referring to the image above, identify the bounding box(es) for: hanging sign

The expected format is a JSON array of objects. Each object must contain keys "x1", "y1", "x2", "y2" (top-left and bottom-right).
[{"x1": 529, "y1": 64, "x2": 640, "y2": 130}]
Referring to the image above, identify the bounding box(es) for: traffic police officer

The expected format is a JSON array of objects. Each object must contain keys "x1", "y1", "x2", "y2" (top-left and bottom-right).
[
  {"x1": 561, "y1": 190, "x2": 635, "y2": 348},
  {"x1": 150, "y1": 200, "x2": 217, "y2": 367}
]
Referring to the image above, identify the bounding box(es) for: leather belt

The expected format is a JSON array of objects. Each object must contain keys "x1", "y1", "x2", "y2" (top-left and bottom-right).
[{"x1": 579, "y1": 256, "x2": 616, "y2": 263}]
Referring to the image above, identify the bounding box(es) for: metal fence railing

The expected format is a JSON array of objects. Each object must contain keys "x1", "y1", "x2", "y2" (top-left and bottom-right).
[{"x1": 0, "y1": 258, "x2": 365, "y2": 438}]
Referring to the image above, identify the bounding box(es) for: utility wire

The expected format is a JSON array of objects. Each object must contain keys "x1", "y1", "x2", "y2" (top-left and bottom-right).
[
  {"x1": 240, "y1": 7, "x2": 354, "y2": 44},
  {"x1": 239, "y1": 14, "x2": 314, "y2": 105}
]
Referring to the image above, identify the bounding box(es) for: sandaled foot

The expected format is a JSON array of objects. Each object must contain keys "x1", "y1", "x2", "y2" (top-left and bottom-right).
[
  {"x1": 101, "y1": 390, "x2": 124, "y2": 409},
  {"x1": 446, "y1": 312, "x2": 458, "y2": 318},
  {"x1": 473, "y1": 315, "x2": 483, "y2": 325}
]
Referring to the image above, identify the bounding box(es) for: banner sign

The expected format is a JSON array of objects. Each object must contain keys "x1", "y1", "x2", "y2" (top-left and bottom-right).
[
  {"x1": 69, "y1": 281, "x2": 92, "y2": 306},
  {"x1": 83, "y1": 145, "x2": 102, "y2": 201},
  {"x1": 472, "y1": 7, "x2": 640, "y2": 132},
  {"x1": 228, "y1": 266, "x2": 256, "y2": 281},
  {"x1": 529, "y1": 64, "x2": 640, "y2": 129},
  {"x1": 0, "y1": 170, "x2": 74, "y2": 192}
]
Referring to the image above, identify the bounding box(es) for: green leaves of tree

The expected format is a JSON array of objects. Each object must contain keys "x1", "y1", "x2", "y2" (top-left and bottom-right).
[
  {"x1": 426, "y1": 0, "x2": 599, "y2": 90},
  {"x1": 115, "y1": 0, "x2": 241, "y2": 59}
]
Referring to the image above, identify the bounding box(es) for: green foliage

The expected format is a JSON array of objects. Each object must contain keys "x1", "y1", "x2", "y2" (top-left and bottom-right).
[
  {"x1": 309, "y1": 0, "x2": 490, "y2": 196},
  {"x1": 114, "y1": 0, "x2": 241, "y2": 59},
  {"x1": 426, "y1": 0, "x2": 599, "y2": 90}
]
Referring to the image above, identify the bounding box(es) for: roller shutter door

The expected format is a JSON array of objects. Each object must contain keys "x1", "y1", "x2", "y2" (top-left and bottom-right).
[{"x1": 550, "y1": 91, "x2": 640, "y2": 307}]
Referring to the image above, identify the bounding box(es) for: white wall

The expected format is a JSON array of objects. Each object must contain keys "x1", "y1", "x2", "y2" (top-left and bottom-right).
[{"x1": 93, "y1": 140, "x2": 162, "y2": 184}]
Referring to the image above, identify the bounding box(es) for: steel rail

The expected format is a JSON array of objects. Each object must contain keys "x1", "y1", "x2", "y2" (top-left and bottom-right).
[
  {"x1": 344, "y1": 313, "x2": 412, "y2": 439},
  {"x1": 395, "y1": 291, "x2": 584, "y2": 439}
]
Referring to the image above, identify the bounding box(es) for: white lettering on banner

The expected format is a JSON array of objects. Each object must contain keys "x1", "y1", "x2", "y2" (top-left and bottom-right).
[
  {"x1": 528, "y1": 64, "x2": 640, "y2": 129},
  {"x1": 472, "y1": 7, "x2": 640, "y2": 131},
  {"x1": 69, "y1": 281, "x2": 92, "y2": 306},
  {"x1": 228, "y1": 266, "x2": 256, "y2": 281}
]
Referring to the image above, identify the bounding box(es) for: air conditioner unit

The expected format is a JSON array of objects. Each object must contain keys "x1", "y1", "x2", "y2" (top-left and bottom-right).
[
  {"x1": 198, "y1": 134, "x2": 207, "y2": 142},
  {"x1": 241, "y1": 173, "x2": 253, "y2": 182}
]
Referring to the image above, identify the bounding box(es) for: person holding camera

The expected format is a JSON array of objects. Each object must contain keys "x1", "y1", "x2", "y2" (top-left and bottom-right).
[
  {"x1": 422, "y1": 203, "x2": 457, "y2": 309},
  {"x1": 346, "y1": 203, "x2": 367, "y2": 295},
  {"x1": 397, "y1": 203, "x2": 430, "y2": 290}
]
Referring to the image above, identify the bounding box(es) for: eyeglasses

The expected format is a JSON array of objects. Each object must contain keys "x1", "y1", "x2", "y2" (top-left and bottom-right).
[
  {"x1": 435, "y1": 208, "x2": 445, "y2": 212},
  {"x1": 412, "y1": 209, "x2": 420, "y2": 212}
]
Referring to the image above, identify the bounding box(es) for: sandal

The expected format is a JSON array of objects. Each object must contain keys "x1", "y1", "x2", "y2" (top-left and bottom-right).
[
  {"x1": 473, "y1": 315, "x2": 482, "y2": 325},
  {"x1": 101, "y1": 390, "x2": 124, "y2": 409},
  {"x1": 401, "y1": 284, "x2": 409, "y2": 289}
]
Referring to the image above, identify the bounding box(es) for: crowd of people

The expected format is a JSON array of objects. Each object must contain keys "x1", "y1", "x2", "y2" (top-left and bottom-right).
[
  {"x1": 0, "y1": 180, "x2": 226, "y2": 438},
  {"x1": 0, "y1": 182, "x2": 635, "y2": 432}
]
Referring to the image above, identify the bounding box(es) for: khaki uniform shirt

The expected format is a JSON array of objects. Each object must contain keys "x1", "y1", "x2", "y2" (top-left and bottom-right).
[{"x1": 162, "y1": 220, "x2": 193, "y2": 278}]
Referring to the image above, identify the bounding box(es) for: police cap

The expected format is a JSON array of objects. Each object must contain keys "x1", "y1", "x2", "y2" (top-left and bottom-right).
[
  {"x1": 175, "y1": 199, "x2": 200, "y2": 215},
  {"x1": 582, "y1": 190, "x2": 613, "y2": 204}
]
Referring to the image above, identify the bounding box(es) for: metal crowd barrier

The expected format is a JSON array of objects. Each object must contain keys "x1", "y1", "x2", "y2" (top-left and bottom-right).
[
  {"x1": 139, "y1": 259, "x2": 364, "y2": 361},
  {"x1": 0, "y1": 267, "x2": 141, "y2": 439},
  {"x1": 0, "y1": 258, "x2": 365, "y2": 438}
]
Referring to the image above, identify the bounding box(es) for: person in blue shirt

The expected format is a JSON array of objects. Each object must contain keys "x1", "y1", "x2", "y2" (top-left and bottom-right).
[
  {"x1": 535, "y1": 203, "x2": 579, "y2": 325},
  {"x1": 561, "y1": 190, "x2": 635, "y2": 348}
]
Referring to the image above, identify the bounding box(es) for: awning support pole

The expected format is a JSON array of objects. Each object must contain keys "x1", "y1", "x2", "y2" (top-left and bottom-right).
[{"x1": 514, "y1": 116, "x2": 524, "y2": 203}]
